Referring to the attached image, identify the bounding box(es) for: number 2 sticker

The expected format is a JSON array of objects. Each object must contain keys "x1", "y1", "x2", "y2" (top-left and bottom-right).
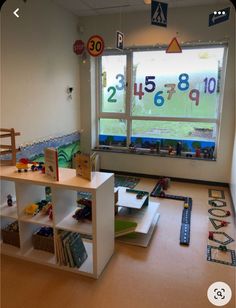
[{"x1": 87, "y1": 35, "x2": 105, "y2": 57}]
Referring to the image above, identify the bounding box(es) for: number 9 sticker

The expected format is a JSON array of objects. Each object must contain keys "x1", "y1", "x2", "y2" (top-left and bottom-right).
[{"x1": 87, "y1": 35, "x2": 105, "y2": 57}]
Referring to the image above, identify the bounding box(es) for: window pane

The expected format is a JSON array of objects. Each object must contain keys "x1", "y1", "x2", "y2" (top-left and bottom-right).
[
  {"x1": 132, "y1": 48, "x2": 224, "y2": 118},
  {"x1": 132, "y1": 120, "x2": 216, "y2": 141},
  {"x1": 99, "y1": 118, "x2": 127, "y2": 146},
  {"x1": 101, "y1": 55, "x2": 126, "y2": 113}
]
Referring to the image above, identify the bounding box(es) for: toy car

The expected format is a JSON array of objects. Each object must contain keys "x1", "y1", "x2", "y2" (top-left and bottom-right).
[{"x1": 16, "y1": 158, "x2": 29, "y2": 172}]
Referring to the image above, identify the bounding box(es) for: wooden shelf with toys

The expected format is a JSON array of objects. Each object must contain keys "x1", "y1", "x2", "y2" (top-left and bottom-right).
[{"x1": 0, "y1": 165, "x2": 114, "y2": 279}]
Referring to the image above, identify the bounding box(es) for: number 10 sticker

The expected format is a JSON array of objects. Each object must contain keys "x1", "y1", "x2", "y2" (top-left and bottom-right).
[{"x1": 87, "y1": 35, "x2": 105, "y2": 57}]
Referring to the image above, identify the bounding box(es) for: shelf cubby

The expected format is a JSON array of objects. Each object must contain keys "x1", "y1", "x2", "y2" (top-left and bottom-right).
[
  {"x1": 0, "y1": 217, "x2": 21, "y2": 253},
  {"x1": 53, "y1": 187, "x2": 92, "y2": 235},
  {"x1": 0, "y1": 180, "x2": 17, "y2": 218},
  {"x1": 55, "y1": 229, "x2": 93, "y2": 275},
  {"x1": 19, "y1": 221, "x2": 56, "y2": 264}
]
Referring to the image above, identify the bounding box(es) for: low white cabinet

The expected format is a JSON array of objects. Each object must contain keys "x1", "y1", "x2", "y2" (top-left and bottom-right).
[{"x1": 0, "y1": 166, "x2": 114, "y2": 278}]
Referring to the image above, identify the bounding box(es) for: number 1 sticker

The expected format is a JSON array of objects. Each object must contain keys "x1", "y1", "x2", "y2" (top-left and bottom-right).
[{"x1": 87, "y1": 35, "x2": 105, "y2": 57}]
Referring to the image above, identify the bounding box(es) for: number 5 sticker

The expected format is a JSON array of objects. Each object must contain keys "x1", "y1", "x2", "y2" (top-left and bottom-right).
[{"x1": 87, "y1": 35, "x2": 105, "y2": 57}]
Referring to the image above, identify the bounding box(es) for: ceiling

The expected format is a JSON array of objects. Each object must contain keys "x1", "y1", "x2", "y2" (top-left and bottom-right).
[{"x1": 53, "y1": 0, "x2": 231, "y2": 16}]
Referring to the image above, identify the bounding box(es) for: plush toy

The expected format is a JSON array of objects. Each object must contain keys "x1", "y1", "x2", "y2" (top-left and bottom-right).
[
  {"x1": 7, "y1": 194, "x2": 13, "y2": 207},
  {"x1": 24, "y1": 204, "x2": 39, "y2": 216}
]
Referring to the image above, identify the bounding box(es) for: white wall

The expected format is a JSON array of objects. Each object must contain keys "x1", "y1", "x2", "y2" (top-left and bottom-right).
[
  {"x1": 230, "y1": 8, "x2": 236, "y2": 211},
  {"x1": 231, "y1": 136, "x2": 236, "y2": 210},
  {"x1": 79, "y1": 4, "x2": 235, "y2": 183},
  {"x1": 1, "y1": 0, "x2": 81, "y2": 146}
]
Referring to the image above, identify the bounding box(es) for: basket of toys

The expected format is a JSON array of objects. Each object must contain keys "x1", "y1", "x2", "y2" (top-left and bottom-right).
[
  {"x1": 32, "y1": 227, "x2": 54, "y2": 253},
  {"x1": 1, "y1": 221, "x2": 20, "y2": 247}
]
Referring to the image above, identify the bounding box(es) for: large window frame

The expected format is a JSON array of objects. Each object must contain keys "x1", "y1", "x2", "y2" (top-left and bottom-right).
[{"x1": 96, "y1": 44, "x2": 227, "y2": 158}]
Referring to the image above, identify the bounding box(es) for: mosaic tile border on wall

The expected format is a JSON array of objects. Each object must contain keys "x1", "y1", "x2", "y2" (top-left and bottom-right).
[{"x1": 1, "y1": 131, "x2": 80, "y2": 162}]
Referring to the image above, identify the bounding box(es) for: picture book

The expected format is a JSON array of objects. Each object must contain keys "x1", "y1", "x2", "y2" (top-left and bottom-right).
[
  {"x1": 44, "y1": 148, "x2": 59, "y2": 181},
  {"x1": 75, "y1": 152, "x2": 97, "y2": 181},
  {"x1": 70, "y1": 234, "x2": 88, "y2": 268}
]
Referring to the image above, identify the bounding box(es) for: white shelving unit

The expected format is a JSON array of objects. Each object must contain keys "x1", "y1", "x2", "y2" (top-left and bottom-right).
[{"x1": 0, "y1": 166, "x2": 114, "y2": 278}]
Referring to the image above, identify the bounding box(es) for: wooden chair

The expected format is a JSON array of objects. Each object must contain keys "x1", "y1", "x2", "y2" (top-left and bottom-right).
[{"x1": 0, "y1": 128, "x2": 21, "y2": 165}]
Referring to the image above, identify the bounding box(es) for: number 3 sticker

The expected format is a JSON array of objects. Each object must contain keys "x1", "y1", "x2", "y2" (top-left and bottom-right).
[{"x1": 87, "y1": 35, "x2": 105, "y2": 57}]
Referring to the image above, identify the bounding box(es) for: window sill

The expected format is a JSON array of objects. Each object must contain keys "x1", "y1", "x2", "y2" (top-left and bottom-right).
[{"x1": 93, "y1": 147, "x2": 216, "y2": 162}]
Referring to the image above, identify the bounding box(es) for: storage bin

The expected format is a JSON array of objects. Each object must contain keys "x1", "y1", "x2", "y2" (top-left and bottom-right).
[
  {"x1": 32, "y1": 233, "x2": 54, "y2": 253},
  {"x1": 2, "y1": 229, "x2": 20, "y2": 247}
]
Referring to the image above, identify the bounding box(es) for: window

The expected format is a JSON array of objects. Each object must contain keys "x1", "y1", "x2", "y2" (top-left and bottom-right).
[{"x1": 97, "y1": 45, "x2": 226, "y2": 158}]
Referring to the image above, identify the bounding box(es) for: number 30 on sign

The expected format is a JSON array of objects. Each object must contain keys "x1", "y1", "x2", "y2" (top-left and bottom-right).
[{"x1": 87, "y1": 35, "x2": 105, "y2": 57}]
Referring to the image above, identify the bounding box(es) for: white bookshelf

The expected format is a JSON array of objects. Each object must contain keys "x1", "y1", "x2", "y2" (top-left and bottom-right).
[{"x1": 0, "y1": 166, "x2": 114, "y2": 278}]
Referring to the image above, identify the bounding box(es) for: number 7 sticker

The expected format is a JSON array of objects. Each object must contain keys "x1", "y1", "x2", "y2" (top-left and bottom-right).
[{"x1": 164, "y1": 83, "x2": 176, "y2": 100}]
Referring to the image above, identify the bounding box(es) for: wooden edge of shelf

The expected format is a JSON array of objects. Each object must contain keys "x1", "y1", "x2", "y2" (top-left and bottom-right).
[
  {"x1": 0, "y1": 149, "x2": 20, "y2": 155},
  {"x1": 0, "y1": 133, "x2": 21, "y2": 138}
]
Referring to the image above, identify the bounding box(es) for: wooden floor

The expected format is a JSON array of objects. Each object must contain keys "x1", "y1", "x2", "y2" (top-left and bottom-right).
[{"x1": 1, "y1": 178, "x2": 235, "y2": 308}]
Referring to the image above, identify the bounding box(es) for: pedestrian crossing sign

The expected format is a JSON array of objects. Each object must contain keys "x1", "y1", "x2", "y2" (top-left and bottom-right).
[{"x1": 151, "y1": 1, "x2": 168, "y2": 27}]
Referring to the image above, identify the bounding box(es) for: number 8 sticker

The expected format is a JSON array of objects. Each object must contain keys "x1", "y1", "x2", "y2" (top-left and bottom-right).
[{"x1": 87, "y1": 35, "x2": 105, "y2": 57}]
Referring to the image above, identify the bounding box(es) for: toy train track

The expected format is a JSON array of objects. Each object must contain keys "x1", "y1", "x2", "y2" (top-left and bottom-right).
[
  {"x1": 151, "y1": 178, "x2": 192, "y2": 246},
  {"x1": 180, "y1": 198, "x2": 192, "y2": 245}
]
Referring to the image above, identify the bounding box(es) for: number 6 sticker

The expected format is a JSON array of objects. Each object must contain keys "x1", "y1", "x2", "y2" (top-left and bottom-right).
[{"x1": 87, "y1": 35, "x2": 105, "y2": 57}]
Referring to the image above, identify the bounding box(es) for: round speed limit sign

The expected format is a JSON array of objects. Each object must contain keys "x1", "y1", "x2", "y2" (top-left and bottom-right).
[{"x1": 87, "y1": 35, "x2": 105, "y2": 57}]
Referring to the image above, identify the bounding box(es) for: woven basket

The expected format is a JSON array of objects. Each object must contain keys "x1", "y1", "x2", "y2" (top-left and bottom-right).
[
  {"x1": 1, "y1": 229, "x2": 20, "y2": 247},
  {"x1": 32, "y1": 234, "x2": 54, "y2": 253}
]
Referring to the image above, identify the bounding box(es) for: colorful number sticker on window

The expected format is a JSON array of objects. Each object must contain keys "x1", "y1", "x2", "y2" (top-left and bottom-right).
[
  {"x1": 87, "y1": 35, "x2": 105, "y2": 57},
  {"x1": 106, "y1": 71, "x2": 217, "y2": 108}
]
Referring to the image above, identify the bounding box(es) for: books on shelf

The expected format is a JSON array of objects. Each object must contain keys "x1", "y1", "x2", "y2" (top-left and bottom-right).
[
  {"x1": 44, "y1": 148, "x2": 59, "y2": 181},
  {"x1": 55, "y1": 230, "x2": 88, "y2": 268}
]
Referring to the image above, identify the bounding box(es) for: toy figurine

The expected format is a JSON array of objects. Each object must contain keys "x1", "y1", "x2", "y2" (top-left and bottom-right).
[
  {"x1": 218, "y1": 245, "x2": 227, "y2": 252},
  {"x1": 176, "y1": 142, "x2": 182, "y2": 156},
  {"x1": 16, "y1": 158, "x2": 29, "y2": 172},
  {"x1": 221, "y1": 221, "x2": 228, "y2": 227},
  {"x1": 24, "y1": 203, "x2": 39, "y2": 216},
  {"x1": 208, "y1": 146, "x2": 215, "y2": 159},
  {"x1": 208, "y1": 231, "x2": 214, "y2": 240},
  {"x1": 158, "y1": 177, "x2": 170, "y2": 190},
  {"x1": 149, "y1": 144, "x2": 155, "y2": 153},
  {"x1": 128, "y1": 143, "x2": 136, "y2": 153},
  {"x1": 77, "y1": 198, "x2": 92, "y2": 207},
  {"x1": 31, "y1": 162, "x2": 44, "y2": 171},
  {"x1": 48, "y1": 207, "x2": 53, "y2": 220},
  {"x1": 168, "y1": 146, "x2": 173, "y2": 155},
  {"x1": 73, "y1": 205, "x2": 92, "y2": 221},
  {"x1": 7, "y1": 194, "x2": 13, "y2": 206},
  {"x1": 203, "y1": 149, "x2": 208, "y2": 159},
  {"x1": 195, "y1": 147, "x2": 201, "y2": 158}
]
